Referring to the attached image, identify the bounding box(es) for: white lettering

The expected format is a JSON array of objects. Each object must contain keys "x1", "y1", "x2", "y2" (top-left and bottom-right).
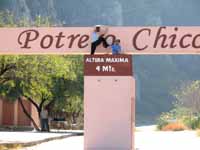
[{"x1": 106, "y1": 58, "x2": 129, "y2": 63}]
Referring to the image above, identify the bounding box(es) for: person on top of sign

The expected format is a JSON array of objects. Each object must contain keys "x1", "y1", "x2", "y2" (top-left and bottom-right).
[
  {"x1": 91, "y1": 25, "x2": 110, "y2": 55},
  {"x1": 111, "y1": 39, "x2": 122, "y2": 55}
]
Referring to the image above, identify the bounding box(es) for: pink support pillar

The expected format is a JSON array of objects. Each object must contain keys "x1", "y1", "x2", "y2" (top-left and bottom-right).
[{"x1": 84, "y1": 55, "x2": 135, "y2": 150}]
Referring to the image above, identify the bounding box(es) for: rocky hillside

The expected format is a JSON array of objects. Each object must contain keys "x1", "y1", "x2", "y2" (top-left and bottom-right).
[
  {"x1": 134, "y1": 55, "x2": 200, "y2": 125},
  {"x1": 1, "y1": 0, "x2": 200, "y2": 26}
]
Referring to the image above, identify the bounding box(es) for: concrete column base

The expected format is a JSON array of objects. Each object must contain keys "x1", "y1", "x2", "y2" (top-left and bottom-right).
[{"x1": 84, "y1": 76, "x2": 135, "y2": 150}]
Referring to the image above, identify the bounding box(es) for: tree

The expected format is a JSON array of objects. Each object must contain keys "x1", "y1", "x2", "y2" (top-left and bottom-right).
[
  {"x1": 173, "y1": 80, "x2": 200, "y2": 114},
  {"x1": 0, "y1": 56, "x2": 18, "y2": 84},
  {"x1": 51, "y1": 56, "x2": 84, "y2": 128},
  {"x1": 0, "y1": 55, "x2": 84, "y2": 131},
  {"x1": 0, "y1": 10, "x2": 53, "y2": 27}
]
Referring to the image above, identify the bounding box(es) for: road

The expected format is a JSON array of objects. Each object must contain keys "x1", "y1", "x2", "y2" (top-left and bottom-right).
[
  {"x1": 135, "y1": 126, "x2": 200, "y2": 150},
  {"x1": 22, "y1": 126, "x2": 200, "y2": 150},
  {"x1": 22, "y1": 136, "x2": 83, "y2": 150}
]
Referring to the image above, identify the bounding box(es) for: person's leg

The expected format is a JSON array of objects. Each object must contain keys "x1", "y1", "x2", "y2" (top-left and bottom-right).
[
  {"x1": 43, "y1": 119, "x2": 46, "y2": 131},
  {"x1": 43, "y1": 119, "x2": 47, "y2": 131},
  {"x1": 91, "y1": 40, "x2": 102, "y2": 55},
  {"x1": 91, "y1": 42, "x2": 96, "y2": 55},
  {"x1": 46, "y1": 119, "x2": 50, "y2": 132},
  {"x1": 91, "y1": 37, "x2": 109, "y2": 55},
  {"x1": 99, "y1": 36, "x2": 109, "y2": 48},
  {"x1": 44, "y1": 119, "x2": 49, "y2": 131},
  {"x1": 41, "y1": 119, "x2": 45, "y2": 131}
]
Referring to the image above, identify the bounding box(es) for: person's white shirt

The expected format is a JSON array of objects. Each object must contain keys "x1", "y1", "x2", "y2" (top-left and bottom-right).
[
  {"x1": 41, "y1": 109, "x2": 48, "y2": 119},
  {"x1": 91, "y1": 32, "x2": 99, "y2": 43}
]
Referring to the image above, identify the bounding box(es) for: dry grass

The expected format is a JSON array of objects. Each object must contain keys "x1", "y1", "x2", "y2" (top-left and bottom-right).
[
  {"x1": 197, "y1": 130, "x2": 200, "y2": 137},
  {"x1": 135, "y1": 128, "x2": 141, "y2": 132},
  {"x1": 161, "y1": 122, "x2": 187, "y2": 131},
  {"x1": 0, "y1": 144, "x2": 22, "y2": 150}
]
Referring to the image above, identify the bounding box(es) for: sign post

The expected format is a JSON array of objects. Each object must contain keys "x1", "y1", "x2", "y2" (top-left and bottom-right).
[{"x1": 84, "y1": 54, "x2": 135, "y2": 150}]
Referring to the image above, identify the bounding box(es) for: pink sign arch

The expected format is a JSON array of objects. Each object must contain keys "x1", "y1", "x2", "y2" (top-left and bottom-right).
[{"x1": 0, "y1": 26, "x2": 200, "y2": 54}]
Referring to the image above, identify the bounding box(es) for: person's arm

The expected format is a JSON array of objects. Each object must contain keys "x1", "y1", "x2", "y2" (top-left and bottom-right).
[
  {"x1": 99, "y1": 25, "x2": 109, "y2": 36},
  {"x1": 102, "y1": 25, "x2": 109, "y2": 33}
]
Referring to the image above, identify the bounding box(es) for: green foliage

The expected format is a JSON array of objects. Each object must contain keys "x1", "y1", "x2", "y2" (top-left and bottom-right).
[
  {"x1": 184, "y1": 116, "x2": 200, "y2": 130},
  {"x1": 33, "y1": 15, "x2": 52, "y2": 27},
  {"x1": 0, "y1": 55, "x2": 84, "y2": 126},
  {"x1": 52, "y1": 56, "x2": 84, "y2": 125},
  {"x1": 4, "y1": 56, "x2": 83, "y2": 127},
  {"x1": 156, "y1": 107, "x2": 192, "y2": 130},
  {"x1": 157, "y1": 105, "x2": 200, "y2": 130},
  {"x1": 157, "y1": 78, "x2": 200, "y2": 130},
  {"x1": 0, "y1": 11, "x2": 16, "y2": 27},
  {"x1": 173, "y1": 80, "x2": 200, "y2": 113},
  {"x1": 156, "y1": 116, "x2": 169, "y2": 130},
  {"x1": 3, "y1": 55, "x2": 82, "y2": 101},
  {"x1": 0, "y1": 10, "x2": 53, "y2": 27},
  {"x1": 0, "y1": 56, "x2": 19, "y2": 98}
]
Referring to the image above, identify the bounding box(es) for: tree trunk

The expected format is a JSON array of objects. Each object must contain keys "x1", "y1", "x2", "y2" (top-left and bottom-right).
[
  {"x1": 18, "y1": 97, "x2": 40, "y2": 131},
  {"x1": 26, "y1": 97, "x2": 52, "y2": 132},
  {"x1": 25, "y1": 96, "x2": 41, "y2": 122}
]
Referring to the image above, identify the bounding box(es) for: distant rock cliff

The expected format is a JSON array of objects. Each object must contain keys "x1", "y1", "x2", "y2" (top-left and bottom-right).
[{"x1": 0, "y1": 0, "x2": 199, "y2": 26}]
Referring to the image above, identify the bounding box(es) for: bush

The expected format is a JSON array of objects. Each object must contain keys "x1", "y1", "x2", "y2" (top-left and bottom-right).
[
  {"x1": 157, "y1": 118, "x2": 169, "y2": 130},
  {"x1": 156, "y1": 107, "x2": 195, "y2": 130},
  {"x1": 184, "y1": 116, "x2": 200, "y2": 130},
  {"x1": 161, "y1": 122, "x2": 187, "y2": 131},
  {"x1": 156, "y1": 111, "x2": 173, "y2": 130}
]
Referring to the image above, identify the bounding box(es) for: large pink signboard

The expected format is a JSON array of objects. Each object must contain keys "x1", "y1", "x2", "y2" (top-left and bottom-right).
[{"x1": 0, "y1": 27, "x2": 200, "y2": 54}]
